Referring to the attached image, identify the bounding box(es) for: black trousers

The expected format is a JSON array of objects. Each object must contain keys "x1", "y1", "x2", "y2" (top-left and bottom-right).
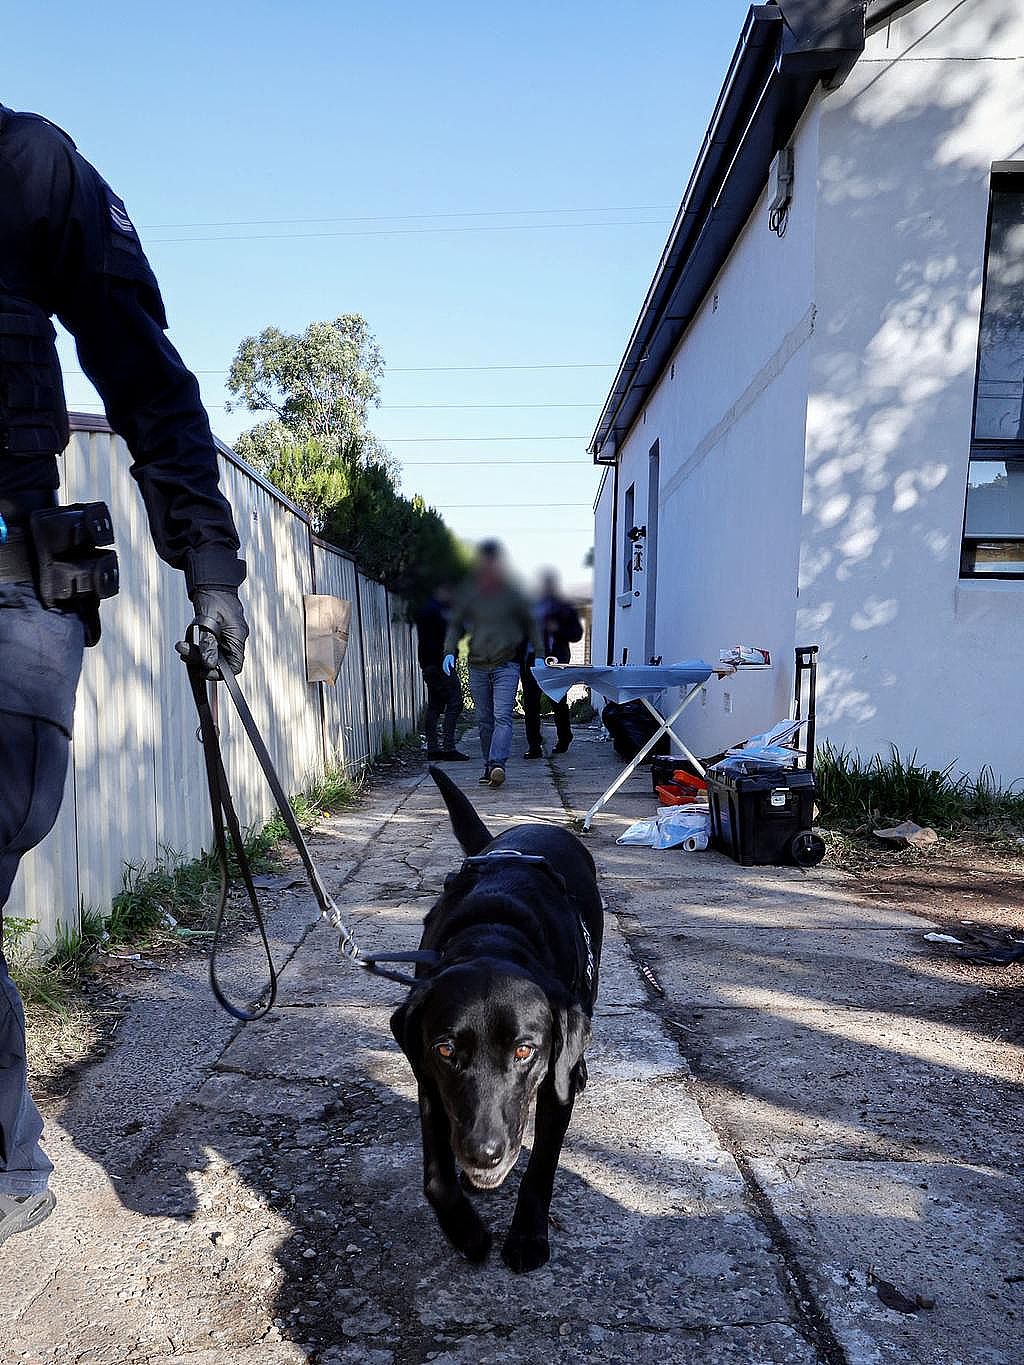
[
  {"x1": 520, "y1": 658, "x2": 572, "y2": 752},
  {"x1": 0, "y1": 586, "x2": 84, "y2": 1193},
  {"x1": 421, "y1": 664, "x2": 463, "y2": 752}
]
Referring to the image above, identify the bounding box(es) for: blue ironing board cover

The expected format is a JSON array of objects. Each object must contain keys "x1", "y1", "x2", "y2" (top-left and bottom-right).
[{"x1": 531, "y1": 661, "x2": 715, "y2": 703}]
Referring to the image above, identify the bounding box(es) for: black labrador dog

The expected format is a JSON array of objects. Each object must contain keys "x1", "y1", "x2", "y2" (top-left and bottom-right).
[{"x1": 390, "y1": 766, "x2": 603, "y2": 1272}]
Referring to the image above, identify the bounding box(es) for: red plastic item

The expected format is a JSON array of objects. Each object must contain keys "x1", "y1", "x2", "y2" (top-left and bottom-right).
[
  {"x1": 671, "y1": 769, "x2": 707, "y2": 792},
  {"x1": 656, "y1": 783, "x2": 698, "y2": 807}
]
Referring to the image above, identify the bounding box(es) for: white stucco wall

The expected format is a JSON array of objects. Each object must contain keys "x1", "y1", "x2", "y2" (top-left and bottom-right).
[
  {"x1": 800, "y1": 0, "x2": 1024, "y2": 782},
  {"x1": 600, "y1": 102, "x2": 823, "y2": 756}
]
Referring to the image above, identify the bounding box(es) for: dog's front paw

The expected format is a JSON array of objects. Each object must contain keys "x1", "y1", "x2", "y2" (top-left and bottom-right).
[
  {"x1": 501, "y1": 1229, "x2": 550, "y2": 1273},
  {"x1": 439, "y1": 1198, "x2": 492, "y2": 1263}
]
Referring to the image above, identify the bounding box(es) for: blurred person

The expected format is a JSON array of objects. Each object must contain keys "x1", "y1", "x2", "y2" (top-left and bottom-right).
[
  {"x1": 521, "y1": 569, "x2": 584, "y2": 758},
  {"x1": 443, "y1": 540, "x2": 538, "y2": 788},
  {"x1": 415, "y1": 585, "x2": 468, "y2": 761}
]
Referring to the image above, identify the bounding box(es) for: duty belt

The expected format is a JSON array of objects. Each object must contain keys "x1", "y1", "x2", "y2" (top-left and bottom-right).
[{"x1": 0, "y1": 501, "x2": 118, "y2": 643}]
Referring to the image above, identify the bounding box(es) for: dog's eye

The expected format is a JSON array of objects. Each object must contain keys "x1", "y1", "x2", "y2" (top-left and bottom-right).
[
  {"x1": 434, "y1": 1042, "x2": 455, "y2": 1062},
  {"x1": 514, "y1": 1044, "x2": 535, "y2": 1062}
]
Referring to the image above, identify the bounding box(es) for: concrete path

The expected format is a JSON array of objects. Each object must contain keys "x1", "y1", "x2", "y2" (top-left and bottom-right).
[{"x1": 2, "y1": 725, "x2": 1021, "y2": 1365}]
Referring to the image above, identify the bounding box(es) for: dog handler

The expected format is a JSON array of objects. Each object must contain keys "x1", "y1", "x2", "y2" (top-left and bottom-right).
[{"x1": 0, "y1": 104, "x2": 248, "y2": 1246}]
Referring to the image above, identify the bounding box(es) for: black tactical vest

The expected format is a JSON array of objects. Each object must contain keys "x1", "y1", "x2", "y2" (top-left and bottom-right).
[{"x1": 0, "y1": 292, "x2": 69, "y2": 458}]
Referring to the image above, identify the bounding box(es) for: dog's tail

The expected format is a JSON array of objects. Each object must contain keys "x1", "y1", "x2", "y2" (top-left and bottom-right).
[{"x1": 429, "y1": 766, "x2": 493, "y2": 855}]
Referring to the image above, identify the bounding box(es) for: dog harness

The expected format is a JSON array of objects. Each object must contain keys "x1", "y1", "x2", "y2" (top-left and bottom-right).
[{"x1": 458, "y1": 849, "x2": 596, "y2": 993}]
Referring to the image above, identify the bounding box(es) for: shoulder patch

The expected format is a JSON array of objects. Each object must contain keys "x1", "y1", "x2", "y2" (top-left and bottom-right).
[{"x1": 105, "y1": 187, "x2": 137, "y2": 237}]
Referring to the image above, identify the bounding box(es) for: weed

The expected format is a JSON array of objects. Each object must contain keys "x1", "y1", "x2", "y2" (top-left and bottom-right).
[
  {"x1": 263, "y1": 762, "x2": 363, "y2": 841},
  {"x1": 3, "y1": 909, "x2": 104, "y2": 1012},
  {"x1": 815, "y1": 743, "x2": 1024, "y2": 833}
]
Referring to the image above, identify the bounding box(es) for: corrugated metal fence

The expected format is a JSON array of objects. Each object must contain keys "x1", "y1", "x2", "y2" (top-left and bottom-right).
[{"x1": 10, "y1": 415, "x2": 424, "y2": 942}]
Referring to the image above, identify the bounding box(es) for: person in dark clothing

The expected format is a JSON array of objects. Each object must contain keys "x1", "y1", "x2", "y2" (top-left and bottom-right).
[
  {"x1": 416, "y1": 587, "x2": 467, "y2": 761},
  {"x1": 0, "y1": 104, "x2": 248, "y2": 1247},
  {"x1": 521, "y1": 570, "x2": 584, "y2": 758}
]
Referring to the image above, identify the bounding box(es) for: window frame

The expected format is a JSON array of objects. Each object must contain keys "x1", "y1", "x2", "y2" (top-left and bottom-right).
[{"x1": 960, "y1": 169, "x2": 1024, "y2": 580}]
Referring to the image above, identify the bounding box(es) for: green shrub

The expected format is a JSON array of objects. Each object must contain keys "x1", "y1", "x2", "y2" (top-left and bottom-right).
[{"x1": 815, "y1": 743, "x2": 1024, "y2": 832}]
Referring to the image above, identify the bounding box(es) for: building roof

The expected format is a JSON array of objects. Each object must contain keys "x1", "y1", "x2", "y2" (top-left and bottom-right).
[{"x1": 588, "y1": 1, "x2": 904, "y2": 462}]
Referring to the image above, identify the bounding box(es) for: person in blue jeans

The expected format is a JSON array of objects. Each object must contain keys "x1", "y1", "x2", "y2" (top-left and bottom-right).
[{"x1": 442, "y1": 541, "x2": 539, "y2": 787}]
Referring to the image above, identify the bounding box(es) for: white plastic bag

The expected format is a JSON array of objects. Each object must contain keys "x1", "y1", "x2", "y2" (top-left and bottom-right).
[
  {"x1": 616, "y1": 807, "x2": 710, "y2": 850},
  {"x1": 711, "y1": 717, "x2": 804, "y2": 774}
]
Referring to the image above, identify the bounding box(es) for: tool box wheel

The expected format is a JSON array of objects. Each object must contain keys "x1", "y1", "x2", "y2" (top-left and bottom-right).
[{"x1": 788, "y1": 830, "x2": 826, "y2": 868}]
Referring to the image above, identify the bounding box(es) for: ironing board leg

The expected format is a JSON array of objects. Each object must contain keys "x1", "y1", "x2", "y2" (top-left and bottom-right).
[
  {"x1": 583, "y1": 686, "x2": 704, "y2": 830},
  {"x1": 637, "y1": 696, "x2": 706, "y2": 776}
]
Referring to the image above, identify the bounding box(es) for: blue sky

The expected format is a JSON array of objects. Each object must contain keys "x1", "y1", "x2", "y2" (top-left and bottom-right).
[{"x1": 6, "y1": 0, "x2": 751, "y2": 593}]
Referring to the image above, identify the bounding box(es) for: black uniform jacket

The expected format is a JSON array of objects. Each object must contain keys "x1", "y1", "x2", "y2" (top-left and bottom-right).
[{"x1": 0, "y1": 105, "x2": 243, "y2": 589}]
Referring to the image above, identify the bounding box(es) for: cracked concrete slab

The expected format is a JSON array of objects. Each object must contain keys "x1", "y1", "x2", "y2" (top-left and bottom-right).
[
  {"x1": 7, "y1": 726, "x2": 1020, "y2": 1365},
  {"x1": 751, "y1": 1157, "x2": 1024, "y2": 1365}
]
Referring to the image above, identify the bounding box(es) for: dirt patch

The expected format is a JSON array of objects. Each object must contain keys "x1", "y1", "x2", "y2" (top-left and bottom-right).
[
  {"x1": 823, "y1": 830, "x2": 1024, "y2": 1057},
  {"x1": 824, "y1": 830, "x2": 1024, "y2": 930}
]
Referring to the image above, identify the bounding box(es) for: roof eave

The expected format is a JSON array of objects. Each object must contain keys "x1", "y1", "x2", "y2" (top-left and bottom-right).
[{"x1": 589, "y1": 2, "x2": 867, "y2": 463}]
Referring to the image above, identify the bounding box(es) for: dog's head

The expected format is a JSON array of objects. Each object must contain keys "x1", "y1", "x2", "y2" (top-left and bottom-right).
[{"x1": 390, "y1": 963, "x2": 590, "y2": 1189}]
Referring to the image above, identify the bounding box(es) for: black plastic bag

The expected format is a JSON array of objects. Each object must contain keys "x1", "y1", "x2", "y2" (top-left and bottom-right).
[{"x1": 602, "y1": 700, "x2": 670, "y2": 763}]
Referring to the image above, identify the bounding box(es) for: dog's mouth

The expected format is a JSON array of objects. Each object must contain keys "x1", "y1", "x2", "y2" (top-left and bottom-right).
[{"x1": 459, "y1": 1150, "x2": 521, "y2": 1190}]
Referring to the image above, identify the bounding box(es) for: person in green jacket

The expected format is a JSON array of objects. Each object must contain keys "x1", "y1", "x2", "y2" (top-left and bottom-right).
[{"x1": 443, "y1": 540, "x2": 540, "y2": 787}]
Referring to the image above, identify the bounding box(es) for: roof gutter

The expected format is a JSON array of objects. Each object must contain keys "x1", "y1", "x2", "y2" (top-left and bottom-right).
[{"x1": 589, "y1": 2, "x2": 866, "y2": 463}]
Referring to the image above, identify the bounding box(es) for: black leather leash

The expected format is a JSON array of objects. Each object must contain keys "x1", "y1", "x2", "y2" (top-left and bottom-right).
[{"x1": 180, "y1": 626, "x2": 438, "y2": 1021}]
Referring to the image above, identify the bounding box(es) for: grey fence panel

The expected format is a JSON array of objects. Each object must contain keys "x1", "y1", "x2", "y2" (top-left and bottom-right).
[
  {"x1": 387, "y1": 591, "x2": 419, "y2": 737},
  {"x1": 357, "y1": 574, "x2": 395, "y2": 754},
  {"x1": 11, "y1": 419, "x2": 420, "y2": 944},
  {"x1": 311, "y1": 542, "x2": 371, "y2": 771}
]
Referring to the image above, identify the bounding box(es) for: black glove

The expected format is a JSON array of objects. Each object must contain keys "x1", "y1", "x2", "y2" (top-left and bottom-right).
[{"x1": 181, "y1": 586, "x2": 249, "y2": 676}]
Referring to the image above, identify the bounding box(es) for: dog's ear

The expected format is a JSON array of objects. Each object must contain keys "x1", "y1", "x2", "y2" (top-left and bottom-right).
[
  {"x1": 429, "y1": 765, "x2": 493, "y2": 855},
  {"x1": 390, "y1": 989, "x2": 426, "y2": 1078},
  {"x1": 550, "y1": 1005, "x2": 592, "y2": 1105}
]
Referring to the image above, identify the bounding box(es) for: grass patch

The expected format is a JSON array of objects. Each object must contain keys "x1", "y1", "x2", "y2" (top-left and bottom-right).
[
  {"x1": 263, "y1": 762, "x2": 364, "y2": 841},
  {"x1": 7, "y1": 760, "x2": 365, "y2": 1019},
  {"x1": 4, "y1": 909, "x2": 106, "y2": 1012},
  {"x1": 815, "y1": 743, "x2": 1024, "y2": 834}
]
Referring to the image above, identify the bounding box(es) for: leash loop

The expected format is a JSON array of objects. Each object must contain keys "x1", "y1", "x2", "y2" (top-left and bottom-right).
[{"x1": 180, "y1": 632, "x2": 437, "y2": 1020}]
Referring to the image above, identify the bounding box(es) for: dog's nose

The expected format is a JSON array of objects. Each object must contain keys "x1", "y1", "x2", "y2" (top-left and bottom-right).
[{"x1": 463, "y1": 1136, "x2": 505, "y2": 1168}]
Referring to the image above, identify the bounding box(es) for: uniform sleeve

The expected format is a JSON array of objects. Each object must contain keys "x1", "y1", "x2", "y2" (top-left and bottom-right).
[
  {"x1": 522, "y1": 593, "x2": 543, "y2": 654},
  {"x1": 27, "y1": 128, "x2": 244, "y2": 589}
]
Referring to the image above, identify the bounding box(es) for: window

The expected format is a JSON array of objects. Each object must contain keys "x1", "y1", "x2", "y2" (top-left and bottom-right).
[
  {"x1": 962, "y1": 174, "x2": 1024, "y2": 577},
  {"x1": 623, "y1": 483, "x2": 635, "y2": 591}
]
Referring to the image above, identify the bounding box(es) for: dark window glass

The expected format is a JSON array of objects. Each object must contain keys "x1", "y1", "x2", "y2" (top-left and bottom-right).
[
  {"x1": 973, "y1": 188, "x2": 1024, "y2": 441},
  {"x1": 964, "y1": 459, "x2": 1024, "y2": 536},
  {"x1": 962, "y1": 177, "x2": 1024, "y2": 578}
]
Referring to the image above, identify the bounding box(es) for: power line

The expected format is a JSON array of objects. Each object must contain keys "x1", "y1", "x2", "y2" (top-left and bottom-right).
[
  {"x1": 402, "y1": 459, "x2": 591, "y2": 466},
  {"x1": 430, "y1": 502, "x2": 591, "y2": 509},
  {"x1": 66, "y1": 399, "x2": 595, "y2": 412},
  {"x1": 141, "y1": 203, "x2": 675, "y2": 230},
  {"x1": 66, "y1": 405, "x2": 586, "y2": 445},
  {"x1": 384, "y1": 436, "x2": 585, "y2": 443},
  {"x1": 63, "y1": 361, "x2": 614, "y2": 376},
  {"x1": 383, "y1": 402, "x2": 596, "y2": 410},
  {"x1": 147, "y1": 219, "x2": 664, "y2": 245},
  {"x1": 434, "y1": 524, "x2": 592, "y2": 529}
]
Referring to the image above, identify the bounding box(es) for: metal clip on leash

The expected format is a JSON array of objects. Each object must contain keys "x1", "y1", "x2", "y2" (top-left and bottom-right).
[{"x1": 180, "y1": 625, "x2": 438, "y2": 1022}]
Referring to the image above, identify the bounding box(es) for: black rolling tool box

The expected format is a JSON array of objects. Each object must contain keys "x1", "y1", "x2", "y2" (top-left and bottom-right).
[
  {"x1": 707, "y1": 767, "x2": 823, "y2": 866},
  {"x1": 707, "y1": 645, "x2": 824, "y2": 867}
]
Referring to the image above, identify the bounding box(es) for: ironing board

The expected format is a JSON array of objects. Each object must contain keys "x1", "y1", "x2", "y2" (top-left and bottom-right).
[{"x1": 531, "y1": 660, "x2": 737, "y2": 829}]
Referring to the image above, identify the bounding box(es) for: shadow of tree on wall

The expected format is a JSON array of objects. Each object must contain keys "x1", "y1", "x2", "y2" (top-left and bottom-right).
[{"x1": 799, "y1": 2, "x2": 1024, "y2": 766}]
